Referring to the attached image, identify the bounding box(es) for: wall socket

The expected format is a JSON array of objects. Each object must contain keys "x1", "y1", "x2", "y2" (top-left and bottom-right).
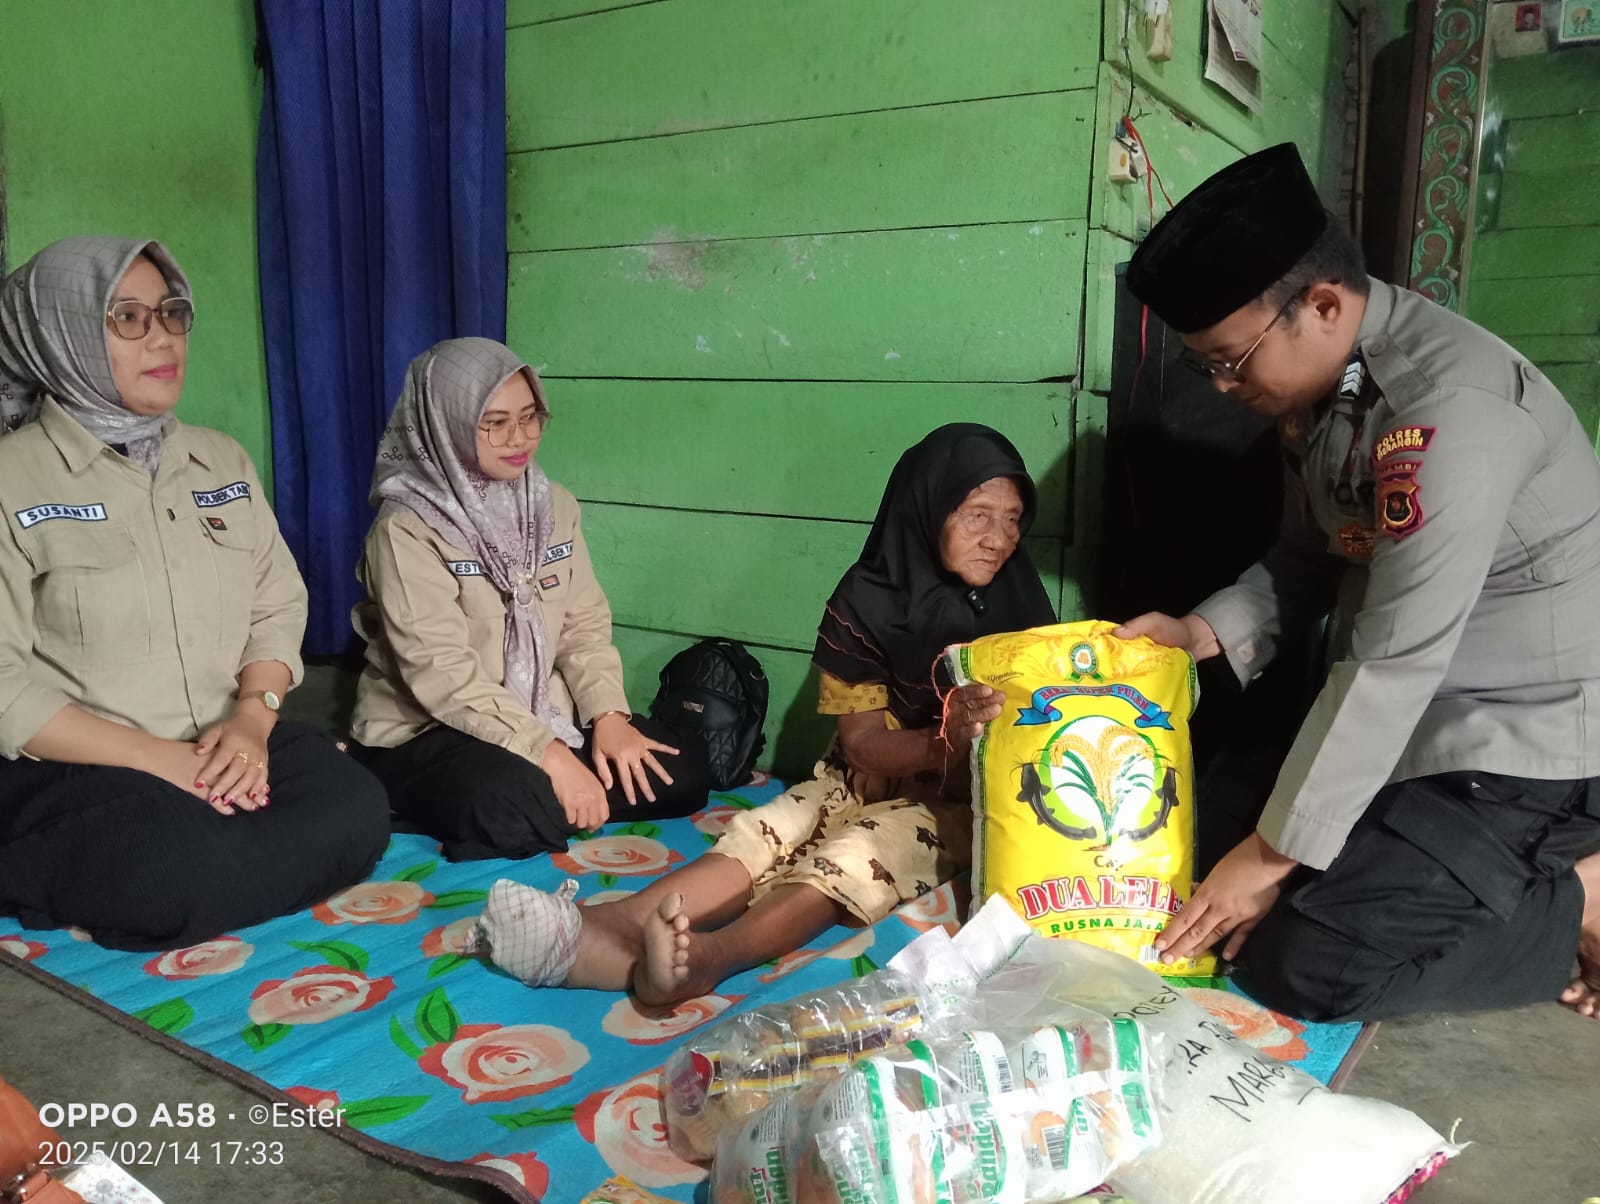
[{"x1": 1109, "y1": 138, "x2": 1144, "y2": 184}]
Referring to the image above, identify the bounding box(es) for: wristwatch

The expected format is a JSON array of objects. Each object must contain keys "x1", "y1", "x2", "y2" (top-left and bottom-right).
[{"x1": 240, "y1": 689, "x2": 281, "y2": 713}]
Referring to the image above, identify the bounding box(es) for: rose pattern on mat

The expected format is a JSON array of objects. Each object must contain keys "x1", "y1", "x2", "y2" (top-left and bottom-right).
[
  {"x1": 315, "y1": 879, "x2": 435, "y2": 926},
  {"x1": 600, "y1": 994, "x2": 741, "y2": 1045},
  {"x1": 467, "y1": 1151, "x2": 551, "y2": 1196},
  {"x1": 0, "y1": 935, "x2": 48, "y2": 962},
  {"x1": 420, "y1": 1023, "x2": 591, "y2": 1104},
  {"x1": 284, "y1": 1086, "x2": 341, "y2": 1114},
  {"x1": 690, "y1": 804, "x2": 747, "y2": 842},
  {"x1": 552, "y1": 835, "x2": 683, "y2": 878},
  {"x1": 143, "y1": 937, "x2": 254, "y2": 980},
  {"x1": 894, "y1": 880, "x2": 966, "y2": 936},
  {"x1": 420, "y1": 917, "x2": 479, "y2": 957},
  {"x1": 1188, "y1": 987, "x2": 1310, "y2": 1062},
  {"x1": 248, "y1": 966, "x2": 396, "y2": 1027},
  {"x1": 759, "y1": 928, "x2": 876, "y2": 983},
  {"x1": 575, "y1": 1066, "x2": 705, "y2": 1189}
]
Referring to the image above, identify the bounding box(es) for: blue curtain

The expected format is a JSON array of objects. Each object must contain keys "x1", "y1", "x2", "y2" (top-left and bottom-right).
[{"x1": 256, "y1": 0, "x2": 507, "y2": 654}]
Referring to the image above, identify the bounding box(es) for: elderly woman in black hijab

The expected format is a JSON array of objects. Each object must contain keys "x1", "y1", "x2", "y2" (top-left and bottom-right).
[{"x1": 472, "y1": 424, "x2": 1056, "y2": 1003}]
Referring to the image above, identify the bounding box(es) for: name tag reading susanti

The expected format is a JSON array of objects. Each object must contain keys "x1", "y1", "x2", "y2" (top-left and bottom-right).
[{"x1": 15, "y1": 502, "x2": 108, "y2": 529}]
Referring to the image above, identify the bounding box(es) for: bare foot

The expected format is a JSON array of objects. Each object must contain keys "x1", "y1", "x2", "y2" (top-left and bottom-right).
[
  {"x1": 1559, "y1": 851, "x2": 1600, "y2": 1018},
  {"x1": 561, "y1": 900, "x2": 643, "y2": 992},
  {"x1": 633, "y1": 892, "x2": 712, "y2": 1007}
]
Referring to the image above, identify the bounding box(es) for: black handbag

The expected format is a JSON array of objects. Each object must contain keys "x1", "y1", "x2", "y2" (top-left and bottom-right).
[{"x1": 649, "y1": 639, "x2": 769, "y2": 790}]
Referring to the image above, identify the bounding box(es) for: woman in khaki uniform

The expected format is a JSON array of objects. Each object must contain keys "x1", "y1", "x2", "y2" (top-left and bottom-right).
[
  {"x1": 349, "y1": 339, "x2": 709, "y2": 860},
  {"x1": 0, "y1": 236, "x2": 389, "y2": 950},
  {"x1": 473, "y1": 425, "x2": 1056, "y2": 1005}
]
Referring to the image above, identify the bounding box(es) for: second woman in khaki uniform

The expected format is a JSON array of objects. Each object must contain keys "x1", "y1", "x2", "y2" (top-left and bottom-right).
[{"x1": 349, "y1": 339, "x2": 709, "y2": 859}]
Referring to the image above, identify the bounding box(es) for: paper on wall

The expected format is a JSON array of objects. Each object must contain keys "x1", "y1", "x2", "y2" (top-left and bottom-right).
[{"x1": 1205, "y1": 0, "x2": 1264, "y2": 113}]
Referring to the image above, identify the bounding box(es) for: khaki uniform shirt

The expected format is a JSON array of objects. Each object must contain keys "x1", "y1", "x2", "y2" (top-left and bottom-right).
[
  {"x1": 350, "y1": 486, "x2": 630, "y2": 763},
  {"x1": 1196, "y1": 278, "x2": 1600, "y2": 868},
  {"x1": 0, "y1": 399, "x2": 308, "y2": 757}
]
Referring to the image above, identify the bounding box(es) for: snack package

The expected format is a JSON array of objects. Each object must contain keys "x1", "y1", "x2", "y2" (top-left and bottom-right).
[
  {"x1": 665, "y1": 968, "x2": 969, "y2": 1161},
  {"x1": 946, "y1": 620, "x2": 1215, "y2": 977},
  {"x1": 711, "y1": 1022, "x2": 1164, "y2": 1204}
]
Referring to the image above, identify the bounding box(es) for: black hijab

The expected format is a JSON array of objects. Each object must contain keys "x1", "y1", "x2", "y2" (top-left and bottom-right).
[{"x1": 814, "y1": 423, "x2": 1057, "y2": 728}]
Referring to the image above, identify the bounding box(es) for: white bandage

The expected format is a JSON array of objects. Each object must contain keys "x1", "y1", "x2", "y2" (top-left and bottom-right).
[{"x1": 469, "y1": 878, "x2": 583, "y2": 987}]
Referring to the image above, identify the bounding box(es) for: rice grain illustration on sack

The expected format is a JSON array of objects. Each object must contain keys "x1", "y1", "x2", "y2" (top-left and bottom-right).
[{"x1": 947, "y1": 620, "x2": 1217, "y2": 977}]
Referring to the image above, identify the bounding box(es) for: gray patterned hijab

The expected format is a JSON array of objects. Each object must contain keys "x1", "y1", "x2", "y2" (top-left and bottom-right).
[
  {"x1": 0, "y1": 236, "x2": 189, "y2": 474},
  {"x1": 372, "y1": 338, "x2": 581, "y2": 748}
]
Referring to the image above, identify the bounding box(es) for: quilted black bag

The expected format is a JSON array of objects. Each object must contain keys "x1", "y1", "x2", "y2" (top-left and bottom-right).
[{"x1": 649, "y1": 639, "x2": 769, "y2": 790}]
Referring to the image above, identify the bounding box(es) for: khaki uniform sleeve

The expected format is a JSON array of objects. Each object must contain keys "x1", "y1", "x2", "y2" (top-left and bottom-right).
[
  {"x1": 237, "y1": 455, "x2": 309, "y2": 687},
  {"x1": 551, "y1": 502, "x2": 630, "y2": 724},
  {"x1": 1259, "y1": 389, "x2": 1543, "y2": 867},
  {"x1": 366, "y1": 514, "x2": 560, "y2": 763},
  {"x1": 1193, "y1": 468, "x2": 1347, "y2": 687},
  {"x1": 0, "y1": 522, "x2": 72, "y2": 757}
]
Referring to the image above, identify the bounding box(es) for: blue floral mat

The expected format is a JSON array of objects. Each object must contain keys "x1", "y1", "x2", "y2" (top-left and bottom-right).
[{"x1": 0, "y1": 779, "x2": 1369, "y2": 1203}]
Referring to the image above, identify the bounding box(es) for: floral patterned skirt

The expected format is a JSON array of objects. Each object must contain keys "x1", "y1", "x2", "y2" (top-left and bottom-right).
[{"x1": 713, "y1": 757, "x2": 972, "y2": 924}]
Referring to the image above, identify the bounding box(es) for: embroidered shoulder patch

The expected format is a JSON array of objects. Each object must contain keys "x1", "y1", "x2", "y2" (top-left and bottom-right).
[
  {"x1": 445, "y1": 560, "x2": 485, "y2": 577},
  {"x1": 192, "y1": 481, "x2": 251, "y2": 508},
  {"x1": 1373, "y1": 426, "x2": 1435, "y2": 463},
  {"x1": 15, "y1": 502, "x2": 108, "y2": 529},
  {"x1": 541, "y1": 541, "x2": 573, "y2": 566},
  {"x1": 1378, "y1": 467, "x2": 1424, "y2": 539}
]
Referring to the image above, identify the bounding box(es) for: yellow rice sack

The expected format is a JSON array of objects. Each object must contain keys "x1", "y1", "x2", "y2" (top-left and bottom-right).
[{"x1": 947, "y1": 620, "x2": 1215, "y2": 977}]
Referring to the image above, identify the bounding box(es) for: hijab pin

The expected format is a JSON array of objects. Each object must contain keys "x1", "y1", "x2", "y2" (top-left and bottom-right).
[{"x1": 514, "y1": 572, "x2": 539, "y2": 608}]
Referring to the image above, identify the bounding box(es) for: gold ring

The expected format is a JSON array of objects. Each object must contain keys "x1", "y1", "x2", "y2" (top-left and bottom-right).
[
  {"x1": 255, "y1": 759, "x2": 267, "y2": 769},
  {"x1": 233, "y1": 751, "x2": 251, "y2": 763}
]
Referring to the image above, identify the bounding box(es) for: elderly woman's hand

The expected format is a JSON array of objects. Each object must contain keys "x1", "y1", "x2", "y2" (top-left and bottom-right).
[{"x1": 942, "y1": 683, "x2": 1004, "y2": 750}]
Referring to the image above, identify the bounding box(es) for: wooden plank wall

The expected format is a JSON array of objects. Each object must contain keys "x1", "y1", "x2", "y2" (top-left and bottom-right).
[
  {"x1": 1464, "y1": 46, "x2": 1600, "y2": 440},
  {"x1": 504, "y1": 0, "x2": 1098, "y2": 774},
  {"x1": 1085, "y1": 3, "x2": 1358, "y2": 401}
]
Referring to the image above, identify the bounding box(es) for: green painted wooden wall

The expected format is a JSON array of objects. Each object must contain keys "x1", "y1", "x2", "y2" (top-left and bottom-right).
[
  {"x1": 1464, "y1": 45, "x2": 1600, "y2": 440},
  {"x1": 505, "y1": 0, "x2": 1355, "y2": 775},
  {"x1": 0, "y1": 2, "x2": 271, "y2": 485}
]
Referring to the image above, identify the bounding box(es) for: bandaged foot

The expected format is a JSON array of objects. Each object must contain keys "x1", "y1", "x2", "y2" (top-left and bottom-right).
[{"x1": 470, "y1": 878, "x2": 583, "y2": 987}]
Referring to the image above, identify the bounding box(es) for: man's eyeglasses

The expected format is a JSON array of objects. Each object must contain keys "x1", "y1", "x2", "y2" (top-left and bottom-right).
[
  {"x1": 1178, "y1": 290, "x2": 1303, "y2": 384},
  {"x1": 106, "y1": 298, "x2": 195, "y2": 341},
  {"x1": 479, "y1": 412, "x2": 545, "y2": 448}
]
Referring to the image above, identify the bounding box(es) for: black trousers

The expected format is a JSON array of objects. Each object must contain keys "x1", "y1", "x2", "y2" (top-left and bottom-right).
[
  {"x1": 351, "y1": 713, "x2": 711, "y2": 861},
  {"x1": 0, "y1": 722, "x2": 391, "y2": 951},
  {"x1": 1207, "y1": 763, "x2": 1600, "y2": 1023}
]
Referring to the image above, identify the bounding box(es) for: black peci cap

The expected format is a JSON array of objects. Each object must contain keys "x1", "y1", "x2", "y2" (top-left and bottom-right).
[{"x1": 1126, "y1": 142, "x2": 1329, "y2": 333}]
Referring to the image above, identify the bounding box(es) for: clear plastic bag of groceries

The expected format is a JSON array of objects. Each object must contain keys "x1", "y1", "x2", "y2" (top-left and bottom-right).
[
  {"x1": 710, "y1": 1013, "x2": 1164, "y2": 1204},
  {"x1": 663, "y1": 967, "x2": 972, "y2": 1161}
]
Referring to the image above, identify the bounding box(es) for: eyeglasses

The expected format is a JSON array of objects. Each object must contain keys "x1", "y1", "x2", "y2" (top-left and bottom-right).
[
  {"x1": 1178, "y1": 290, "x2": 1303, "y2": 384},
  {"x1": 478, "y1": 411, "x2": 545, "y2": 448},
  {"x1": 951, "y1": 507, "x2": 1022, "y2": 539},
  {"x1": 106, "y1": 298, "x2": 195, "y2": 341}
]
